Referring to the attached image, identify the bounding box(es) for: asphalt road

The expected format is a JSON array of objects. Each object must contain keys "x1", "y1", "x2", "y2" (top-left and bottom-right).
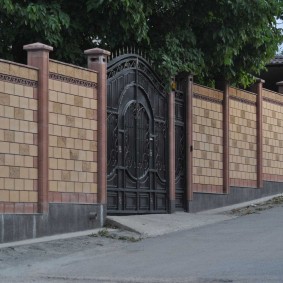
[{"x1": 1, "y1": 205, "x2": 283, "y2": 283}]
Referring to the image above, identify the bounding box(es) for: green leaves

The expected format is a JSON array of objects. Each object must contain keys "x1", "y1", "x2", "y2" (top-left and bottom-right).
[{"x1": 0, "y1": 0, "x2": 282, "y2": 88}]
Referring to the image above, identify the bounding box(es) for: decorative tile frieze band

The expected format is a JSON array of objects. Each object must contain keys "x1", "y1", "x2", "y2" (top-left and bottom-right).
[
  {"x1": 0, "y1": 73, "x2": 38, "y2": 87},
  {"x1": 193, "y1": 93, "x2": 222, "y2": 104},
  {"x1": 230, "y1": 95, "x2": 256, "y2": 106},
  {"x1": 49, "y1": 73, "x2": 97, "y2": 88},
  {"x1": 263, "y1": 97, "x2": 283, "y2": 107}
]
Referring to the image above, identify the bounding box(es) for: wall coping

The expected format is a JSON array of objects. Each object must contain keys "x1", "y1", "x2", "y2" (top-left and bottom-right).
[
  {"x1": 49, "y1": 59, "x2": 98, "y2": 74},
  {"x1": 0, "y1": 59, "x2": 39, "y2": 71}
]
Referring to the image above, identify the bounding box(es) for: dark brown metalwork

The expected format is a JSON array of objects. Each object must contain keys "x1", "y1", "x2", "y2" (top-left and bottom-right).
[
  {"x1": 107, "y1": 54, "x2": 168, "y2": 214},
  {"x1": 175, "y1": 76, "x2": 186, "y2": 210}
]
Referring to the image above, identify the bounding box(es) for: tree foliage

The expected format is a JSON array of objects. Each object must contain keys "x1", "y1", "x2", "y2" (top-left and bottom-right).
[{"x1": 0, "y1": 0, "x2": 282, "y2": 86}]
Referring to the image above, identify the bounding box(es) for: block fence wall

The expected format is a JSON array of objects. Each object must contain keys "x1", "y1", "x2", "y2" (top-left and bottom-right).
[
  {"x1": 186, "y1": 79, "x2": 283, "y2": 211},
  {"x1": 0, "y1": 43, "x2": 109, "y2": 243}
]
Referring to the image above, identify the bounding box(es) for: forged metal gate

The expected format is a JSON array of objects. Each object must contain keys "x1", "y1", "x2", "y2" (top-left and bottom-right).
[
  {"x1": 175, "y1": 77, "x2": 186, "y2": 211},
  {"x1": 107, "y1": 53, "x2": 168, "y2": 214}
]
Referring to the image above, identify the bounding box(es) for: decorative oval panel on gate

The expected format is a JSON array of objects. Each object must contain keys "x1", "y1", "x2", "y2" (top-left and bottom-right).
[{"x1": 107, "y1": 54, "x2": 168, "y2": 214}]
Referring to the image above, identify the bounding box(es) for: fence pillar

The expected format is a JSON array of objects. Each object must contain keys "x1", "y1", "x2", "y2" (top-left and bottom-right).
[
  {"x1": 223, "y1": 83, "x2": 230, "y2": 194},
  {"x1": 276, "y1": 81, "x2": 283, "y2": 94},
  {"x1": 252, "y1": 79, "x2": 265, "y2": 188},
  {"x1": 168, "y1": 90, "x2": 176, "y2": 213},
  {"x1": 24, "y1": 42, "x2": 53, "y2": 214},
  {"x1": 185, "y1": 75, "x2": 194, "y2": 210},
  {"x1": 84, "y1": 48, "x2": 110, "y2": 211}
]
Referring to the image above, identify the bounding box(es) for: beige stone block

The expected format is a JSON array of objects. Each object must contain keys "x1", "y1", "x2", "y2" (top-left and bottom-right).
[
  {"x1": 23, "y1": 86, "x2": 33, "y2": 98},
  {"x1": 57, "y1": 136, "x2": 67, "y2": 148},
  {"x1": 50, "y1": 158, "x2": 58, "y2": 169},
  {"x1": 0, "y1": 93, "x2": 10, "y2": 106},
  {"x1": 10, "y1": 190, "x2": 20, "y2": 202},
  {"x1": 65, "y1": 94, "x2": 74, "y2": 106},
  {"x1": 70, "y1": 150, "x2": 80, "y2": 161},
  {"x1": 75, "y1": 183, "x2": 83, "y2": 193},
  {"x1": 91, "y1": 163, "x2": 97, "y2": 173},
  {"x1": 58, "y1": 159, "x2": 67, "y2": 170},
  {"x1": 90, "y1": 183, "x2": 97, "y2": 193},
  {"x1": 0, "y1": 178, "x2": 4, "y2": 189},
  {"x1": 49, "y1": 136, "x2": 57, "y2": 147},
  {"x1": 49, "y1": 181, "x2": 58, "y2": 192},
  {"x1": 78, "y1": 107, "x2": 86, "y2": 118},
  {"x1": 20, "y1": 144, "x2": 30, "y2": 155},
  {"x1": 74, "y1": 96, "x2": 83, "y2": 107},
  {"x1": 4, "y1": 130, "x2": 15, "y2": 142},
  {"x1": 53, "y1": 170, "x2": 61, "y2": 181},
  {"x1": 9, "y1": 143, "x2": 19, "y2": 154},
  {"x1": 53, "y1": 80, "x2": 62, "y2": 92},
  {"x1": 19, "y1": 97, "x2": 29, "y2": 109},
  {"x1": 29, "y1": 122, "x2": 37, "y2": 134},
  {"x1": 70, "y1": 84, "x2": 79, "y2": 95},
  {"x1": 19, "y1": 120, "x2": 29, "y2": 132},
  {"x1": 71, "y1": 171, "x2": 79, "y2": 182},
  {"x1": 5, "y1": 178, "x2": 14, "y2": 190},
  {"x1": 24, "y1": 156, "x2": 33, "y2": 168},
  {"x1": 28, "y1": 69, "x2": 38, "y2": 81},
  {"x1": 5, "y1": 106, "x2": 14, "y2": 118},
  {"x1": 70, "y1": 127, "x2": 78, "y2": 138},
  {"x1": 25, "y1": 133, "x2": 34, "y2": 144},
  {"x1": 29, "y1": 99, "x2": 37, "y2": 111},
  {"x1": 4, "y1": 82, "x2": 14, "y2": 95},
  {"x1": 75, "y1": 117, "x2": 83, "y2": 128},
  {"x1": 14, "y1": 107, "x2": 25, "y2": 120},
  {"x1": 61, "y1": 170, "x2": 71, "y2": 182},
  {"x1": 0, "y1": 118, "x2": 9, "y2": 130},
  {"x1": 66, "y1": 116, "x2": 75, "y2": 127},
  {"x1": 0, "y1": 189, "x2": 10, "y2": 201},
  {"x1": 53, "y1": 102, "x2": 62, "y2": 114},
  {"x1": 57, "y1": 92, "x2": 66, "y2": 104},
  {"x1": 61, "y1": 148, "x2": 69, "y2": 159},
  {"x1": 62, "y1": 126, "x2": 70, "y2": 137},
  {"x1": 8, "y1": 95, "x2": 18, "y2": 108},
  {"x1": 20, "y1": 191, "x2": 29, "y2": 202},
  {"x1": 0, "y1": 166, "x2": 9, "y2": 177},
  {"x1": 5, "y1": 154, "x2": 15, "y2": 166},
  {"x1": 14, "y1": 155, "x2": 25, "y2": 167},
  {"x1": 90, "y1": 99, "x2": 97, "y2": 110},
  {"x1": 62, "y1": 104, "x2": 70, "y2": 116},
  {"x1": 62, "y1": 82, "x2": 70, "y2": 94},
  {"x1": 65, "y1": 182, "x2": 74, "y2": 193},
  {"x1": 49, "y1": 61, "x2": 58, "y2": 73},
  {"x1": 83, "y1": 183, "x2": 91, "y2": 193},
  {"x1": 29, "y1": 168, "x2": 37, "y2": 180},
  {"x1": 24, "y1": 110, "x2": 33, "y2": 121},
  {"x1": 29, "y1": 191, "x2": 37, "y2": 202},
  {"x1": 67, "y1": 160, "x2": 75, "y2": 171},
  {"x1": 75, "y1": 161, "x2": 82, "y2": 171},
  {"x1": 0, "y1": 153, "x2": 4, "y2": 165},
  {"x1": 49, "y1": 90, "x2": 58, "y2": 102}
]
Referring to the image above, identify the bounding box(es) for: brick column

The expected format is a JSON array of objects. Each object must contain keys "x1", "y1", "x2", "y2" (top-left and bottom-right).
[
  {"x1": 185, "y1": 75, "x2": 193, "y2": 210},
  {"x1": 223, "y1": 83, "x2": 230, "y2": 193},
  {"x1": 252, "y1": 79, "x2": 265, "y2": 188},
  {"x1": 84, "y1": 48, "x2": 110, "y2": 208},
  {"x1": 168, "y1": 90, "x2": 175, "y2": 213},
  {"x1": 24, "y1": 42, "x2": 53, "y2": 213}
]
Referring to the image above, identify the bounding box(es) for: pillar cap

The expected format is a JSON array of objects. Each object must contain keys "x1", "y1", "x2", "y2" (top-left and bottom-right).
[
  {"x1": 23, "y1": 42, "x2": 53, "y2": 52},
  {"x1": 276, "y1": 81, "x2": 283, "y2": 86},
  {"x1": 84, "y1": 48, "x2": 111, "y2": 57},
  {"x1": 255, "y1": 78, "x2": 265, "y2": 83}
]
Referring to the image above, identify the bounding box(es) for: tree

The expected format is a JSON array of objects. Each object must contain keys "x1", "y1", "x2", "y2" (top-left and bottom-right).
[{"x1": 1, "y1": 0, "x2": 282, "y2": 87}]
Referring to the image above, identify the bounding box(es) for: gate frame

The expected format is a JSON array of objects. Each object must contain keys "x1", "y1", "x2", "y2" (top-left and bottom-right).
[{"x1": 106, "y1": 53, "x2": 174, "y2": 214}]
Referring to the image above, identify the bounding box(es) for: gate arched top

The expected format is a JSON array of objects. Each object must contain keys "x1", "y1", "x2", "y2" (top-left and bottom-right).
[
  {"x1": 107, "y1": 53, "x2": 167, "y2": 98},
  {"x1": 118, "y1": 82, "x2": 154, "y2": 121}
]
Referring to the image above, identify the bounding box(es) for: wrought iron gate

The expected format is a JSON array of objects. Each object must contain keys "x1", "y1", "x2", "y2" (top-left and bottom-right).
[
  {"x1": 175, "y1": 77, "x2": 186, "y2": 210},
  {"x1": 107, "y1": 53, "x2": 168, "y2": 214}
]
